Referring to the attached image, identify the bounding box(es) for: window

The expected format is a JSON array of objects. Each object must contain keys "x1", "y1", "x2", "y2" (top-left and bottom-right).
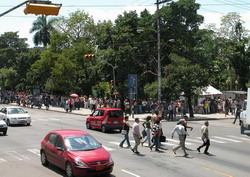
[
  {"x1": 55, "y1": 137, "x2": 64, "y2": 149},
  {"x1": 109, "y1": 110, "x2": 123, "y2": 117},
  {"x1": 93, "y1": 110, "x2": 104, "y2": 116},
  {"x1": 48, "y1": 134, "x2": 57, "y2": 145}
]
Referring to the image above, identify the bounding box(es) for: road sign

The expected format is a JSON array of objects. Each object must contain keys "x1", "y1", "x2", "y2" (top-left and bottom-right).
[{"x1": 128, "y1": 74, "x2": 137, "y2": 95}]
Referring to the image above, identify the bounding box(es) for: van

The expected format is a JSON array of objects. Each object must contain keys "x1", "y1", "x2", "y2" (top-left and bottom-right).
[
  {"x1": 240, "y1": 88, "x2": 250, "y2": 133},
  {"x1": 86, "y1": 108, "x2": 124, "y2": 133}
]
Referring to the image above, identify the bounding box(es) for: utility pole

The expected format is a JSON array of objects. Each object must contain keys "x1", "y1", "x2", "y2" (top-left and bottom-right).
[{"x1": 155, "y1": 0, "x2": 172, "y2": 103}]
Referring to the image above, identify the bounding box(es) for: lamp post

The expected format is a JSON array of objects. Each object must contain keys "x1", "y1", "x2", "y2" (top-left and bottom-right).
[
  {"x1": 156, "y1": 0, "x2": 172, "y2": 103},
  {"x1": 106, "y1": 62, "x2": 116, "y2": 88}
]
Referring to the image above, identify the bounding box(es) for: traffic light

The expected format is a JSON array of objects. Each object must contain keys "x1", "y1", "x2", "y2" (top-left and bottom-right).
[
  {"x1": 24, "y1": 2, "x2": 62, "y2": 16},
  {"x1": 84, "y1": 54, "x2": 95, "y2": 58}
]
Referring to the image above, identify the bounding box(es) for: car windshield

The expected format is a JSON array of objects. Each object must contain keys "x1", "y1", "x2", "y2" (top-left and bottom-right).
[
  {"x1": 7, "y1": 108, "x2": 26, "y2": 114},
  {"x1": 64, "y1": 135, "x2": 101, "y2": 151},
  {"x1": 109, "y1": 110, "x2": 123, "y2": 117}
]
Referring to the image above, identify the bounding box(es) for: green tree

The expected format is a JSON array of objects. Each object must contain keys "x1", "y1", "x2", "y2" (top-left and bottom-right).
[
  {"x1": 30, "y1": 15, "x2": 56, "y2": 47},
  {"x1": 163, "y1": 54, "x2": 210, "y2": 117}
]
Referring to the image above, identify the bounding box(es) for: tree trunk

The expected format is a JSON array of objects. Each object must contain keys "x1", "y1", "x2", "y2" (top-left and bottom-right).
[{"x1": 187, "y1": 94, "x2": 194, "y2": 118}]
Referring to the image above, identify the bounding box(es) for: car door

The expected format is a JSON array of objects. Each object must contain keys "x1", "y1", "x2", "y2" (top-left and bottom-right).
[
  {"x1": 53, "y1": 136, "x2": 66, "y2": 169},
  {"x1": 90, "y1": 110, "x2": 100, "y2": 128},
  {"x1": 45, "y1": 133, "x2": 58, "y2": 165},
  {"x1": 95, "y1": 110, "x2": 105, "y2": 129}
]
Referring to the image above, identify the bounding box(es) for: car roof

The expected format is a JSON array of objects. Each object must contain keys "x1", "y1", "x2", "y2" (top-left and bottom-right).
[
  {"x1": 3, "y1": 106, "x2": 24, "y2": 109},
  {"x1": 96, "y1": 108, "x2": 122, "y2": 111},
  {"x1": 50, "y1": 129, "x2": 89, "y2": 138}
]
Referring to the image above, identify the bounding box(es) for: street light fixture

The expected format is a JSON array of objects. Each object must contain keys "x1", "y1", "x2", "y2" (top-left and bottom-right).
[{"x1": 156, "y1": 0, "x2": 172, "y2": 103}]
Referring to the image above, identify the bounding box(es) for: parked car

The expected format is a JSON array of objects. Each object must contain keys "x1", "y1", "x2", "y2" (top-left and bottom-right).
[
  {"x1": 0, "y1": 117, "x2": 8, "y2": 135},
  {"x1": 86, "y1": 108, "x2": 124, "y2": 133},
  {"x1": 40, "y1": 129, "x2": 114, "y2": 177},
  {"x1": 0, "y1": 107, "x2": 31, "y2": 126}
]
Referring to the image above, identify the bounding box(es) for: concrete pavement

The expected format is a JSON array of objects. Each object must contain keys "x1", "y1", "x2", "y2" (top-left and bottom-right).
[{"x1": 7, "y1": 102, "x2": 235, "y2": 121}]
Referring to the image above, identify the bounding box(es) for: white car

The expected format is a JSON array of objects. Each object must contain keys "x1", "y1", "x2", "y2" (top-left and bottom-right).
[
  {"x1": 0, "y1": 107, "x2": 31, "y2": 126},
  {"x1": 0, "y1": 117, "x2": 8, "y2": 135}
]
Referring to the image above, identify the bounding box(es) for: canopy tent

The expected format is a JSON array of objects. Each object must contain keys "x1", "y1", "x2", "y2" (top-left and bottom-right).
[{"x1": 201, "y1": 85, "x2": 222, "y2": 96}]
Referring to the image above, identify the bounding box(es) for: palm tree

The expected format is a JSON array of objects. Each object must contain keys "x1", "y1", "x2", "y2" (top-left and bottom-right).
[{"x1": 30, "y1": 15, "x2": 55, "y2": 47}]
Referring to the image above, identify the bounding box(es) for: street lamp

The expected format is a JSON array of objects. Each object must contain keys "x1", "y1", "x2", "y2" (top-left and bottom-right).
[
  {"x1": 156, "y1": 0, "x2": 172, "y2": 103},
  {"x1": 106, "y1": 62, "x2": 116, "y2": 88}
]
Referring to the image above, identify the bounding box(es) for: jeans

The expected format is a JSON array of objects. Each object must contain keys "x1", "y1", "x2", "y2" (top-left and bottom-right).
[
  {"x1": 150, "y1": 136, "x2": 159, "y2": 150},
  {"x1": 119, "y1": 133, "x2": 131, "y2": 147},
  {"x1": 142, "y1": 128, "x2": 151, "y2": 145},
  {"x1": 198, "y1": 139, "x2": 210, "y2": 153}
]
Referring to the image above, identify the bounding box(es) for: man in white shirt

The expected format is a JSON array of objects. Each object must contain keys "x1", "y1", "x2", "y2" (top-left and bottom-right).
[
  {"x1": 131, "y1": 118, "x2": 142, "y2": 154},
  {"x1": 171, "y1": 119, "x2": 188, "y2": 156},
  {"x1": 197, "y1": 121, "x2": 210, "y2": 155}
]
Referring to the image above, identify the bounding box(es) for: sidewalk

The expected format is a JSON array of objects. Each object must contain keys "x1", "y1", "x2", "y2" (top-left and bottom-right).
[{"x1": 8, "y1": 103, "x2": 235, "y2": 121}]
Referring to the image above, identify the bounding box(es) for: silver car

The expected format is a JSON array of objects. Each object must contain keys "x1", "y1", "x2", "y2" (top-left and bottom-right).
[
  {"x1": 0, "y1": 117, "x2": 8, "y2": 135},
  {"x1": 0, "y1": 107, "x2": 31, "y2": 126}
]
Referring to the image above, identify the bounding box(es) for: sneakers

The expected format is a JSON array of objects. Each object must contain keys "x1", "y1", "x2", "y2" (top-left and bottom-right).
[
  {"x1": 149, "y1": 146, "x2": 152, "y2": 151},
  {"x1": 204, "y1": 152, "x2": 210, "y2": 155},
  {"x1": 197, "y1": 148, "x2": 200, "y2": 153},
  {"x1": 119, "y1": 145, "x2": 123, "y2": 148},
  {"x1": 172, "y1": 149, "x2": 176, "y2": 154},
  {"x1": 184, "y1": 153, "x2": 189, "y2": 156}
]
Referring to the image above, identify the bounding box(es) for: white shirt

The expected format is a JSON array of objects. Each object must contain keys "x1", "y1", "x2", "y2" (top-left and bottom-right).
[
  {"x1": 132, "y1": 122, "x2": 140, "y2": 136},
  {"x1": 172, "y1": 124, "x2": 187, "y2": 136}
]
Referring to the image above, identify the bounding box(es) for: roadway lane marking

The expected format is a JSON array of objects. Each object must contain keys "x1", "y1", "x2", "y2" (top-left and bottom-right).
[
  {"x1": 27, "y1": 149, "x2": 40, "y2": 156},
  {"x1": 109, "y1": 142, "x2": 120, "y2": 146},
  {"x1": 227, "y1": 135, "x2": 250, "y2": 141},
  {"x1": 5, "y1": 151, "x2": 30, "y2": 160},
  {"x1": 195, "y1": 137, "x2": 226, "y2": 144},
  {"x1": 186, "y1": 138, "x2": 202, "y2": 143},
  {"x1": 121, "y1": 169, "x2": 140, "y2": 177},
  {"x1": 212, "y1": 136, "x2": 242, "y2": 143},
  {"x1": 203, "y1": 167, "x2": 234, "y2": 177},
  {"x1": 0, "y1": 158, "x2": 7, "y2": 163},
  {"x1": 50, "y1": 118, "x2": 60, "y2": 121},
  {"x1": 161, "y1": 142, "x2": 175, "y2": 146},
  {"x1": 102, "y1": 145, "x2": 116, "y2": 151},
  {"x1": 166, "y1": 139, "x2": 193, "y2": 145}
]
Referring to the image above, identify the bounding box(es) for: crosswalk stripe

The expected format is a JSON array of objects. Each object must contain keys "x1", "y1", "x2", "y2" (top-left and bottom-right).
[
  {"x1": 212, "y1": 136, "x2": 242, "y2": 143},
  {"x1": 0, "y1": 158, "x2": 7, "y2": 163},
  {"x1": 27, "y1": 149, "x2": 40, "y2": 156},
  {"x1": 195, "y1": 137, "x2": 226, "y2": 143},
  {"x1": 166, "y1": 139, "x2": 193, "y2": 145},
  {"x1": 161, "y1": 142, "x2": 175, "y2": 146},
  {"x1": 50, "y1": 118, "x2": 60, "y2": 121},
  {"x1": 227, "y1": 135, "x2": 250, "y2": 141},
  {"x1": 5, "y1": 151, "x2": 30, "y2": 160},
  {"x1": 102, "y1": 145, "x2": 116, "y2": 151},
  {"x1": 186, "y1": 138, "x2": 202, "y2": 144},
  {"x1": 109, "y1": 142, "x2": 120, "y2": 145}
]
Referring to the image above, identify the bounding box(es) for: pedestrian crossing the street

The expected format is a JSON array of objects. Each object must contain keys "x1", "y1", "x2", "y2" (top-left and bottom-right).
[{"x1": 0, "y1": 135, "x2": 249, "y2": 163}]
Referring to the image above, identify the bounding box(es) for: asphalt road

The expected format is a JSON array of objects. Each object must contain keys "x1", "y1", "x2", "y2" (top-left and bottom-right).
[{"x1": 0, "y1": 105, "x2": 249, "y2": 177}]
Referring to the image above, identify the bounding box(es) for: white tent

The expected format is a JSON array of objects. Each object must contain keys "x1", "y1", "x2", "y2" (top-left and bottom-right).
[{"x1": 201, "y1": 85, "x2": 222, "y2": 96}]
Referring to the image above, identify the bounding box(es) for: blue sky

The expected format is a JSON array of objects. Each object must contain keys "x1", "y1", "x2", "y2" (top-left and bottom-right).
[{"x1": 0, "y1": 0, "x2": 250, "y2": 47}]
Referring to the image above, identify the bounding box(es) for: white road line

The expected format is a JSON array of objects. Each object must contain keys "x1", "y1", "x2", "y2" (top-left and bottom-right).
[
  {"x1": 212, "y1": 136, "x2": 242, "y2": 143},
  {"x1": 5, "y1": 151, "x2": 30, "y2": 160},
  {"x1": 109, "y1": 142, "x2": 120, "y2": 146},
  {"x1": 121, "y1": 169, "x2": 140, "y2": 177},
  {"x1": 102, "y1": 145, "x2": 116, "y2": 151},
  {"x1": 27, "y1": 149, "x2": 40, "y2": 156},
  {"x1": 166, "y1": 139, "x2": 193, "y2": 145},
  {"x1": 50, "y1": 118, "x2": 60, "y2": 121},
  {"x1": 37, "y1": 119, "x2": 49, "y2": 122},
  {"x1": 0, "y1": 158, "x2": 7, "y2": 163},
  {"x1": 186, "y1": 138, "x2": 202, "y2": 143},
  {"x1": 161, "y1": 142, "x2": 175, "y2": 146},
  {"x1": 195, "y1": 137, "x2": 226, "y2": 144},
  {"x1": 227, "y1": 135, "x2": 250, "y2": 141}
]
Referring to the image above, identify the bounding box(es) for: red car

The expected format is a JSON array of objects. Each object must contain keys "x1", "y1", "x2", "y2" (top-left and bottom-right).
[
  {"x1": 40, "y1": 129, "x2": 114, "y2": 177},
  {"x1": 86, "y1": 108, "x2": 124, "y2": 133}
]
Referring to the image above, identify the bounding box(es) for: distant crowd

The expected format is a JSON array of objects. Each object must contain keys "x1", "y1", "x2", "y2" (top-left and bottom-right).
[{"x1": 0, "y1": 90, "x2": 244, "y2": 119}]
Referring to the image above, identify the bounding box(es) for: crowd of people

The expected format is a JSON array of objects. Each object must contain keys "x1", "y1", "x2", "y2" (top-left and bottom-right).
[
  {"x1": 0, "y1": 90, "x2": 245, "y2": 120},
  {"x1": 119, "y1": 113, "x2": 210, "y2": 156}
]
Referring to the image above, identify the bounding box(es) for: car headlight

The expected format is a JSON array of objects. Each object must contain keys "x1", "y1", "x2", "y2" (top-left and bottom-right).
[
  {"x1": 109, "y1": 156, "x2": 113, "y2": 163},
  {"x1": 75, "y1": 157, "x2": 88, "y2": 167},
  {"x1": 11, "y1": 117, "x2": 17, "y2": 120}
]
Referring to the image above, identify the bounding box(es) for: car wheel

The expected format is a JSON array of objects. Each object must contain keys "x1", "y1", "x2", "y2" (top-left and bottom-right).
[
  {"x1": 86, "y1": 122, "x2": 91, "y2": 129},
  {"x1": 41, "y1": 150, "x2": 49, "y2": 166},
  {"x1": 3, "y1": 130, "x2": 7, "y2": 136},
  {"x1": 7, "y1": 119, "x2": 11, "y2": 126},
  {"x1": 102, "y1": 125, "x2": 107, "y2": 133},
  {"x1": 66, "y1": 162, "x2": 74, "y2": 177},
  {"x1": 240, "y1": 123, "x2": 245, "y2": 134}
]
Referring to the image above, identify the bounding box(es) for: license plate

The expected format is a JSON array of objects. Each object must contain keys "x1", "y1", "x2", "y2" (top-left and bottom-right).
[
  {"x1": 96, "y1": 166, "x2": 105, "y2": 171},
  {"x1": 19, "y1": 120, "x2": 26, "y2": 123},
  {"x1": 113, "y1": 120, "x2": 118, "y2": 124}
]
